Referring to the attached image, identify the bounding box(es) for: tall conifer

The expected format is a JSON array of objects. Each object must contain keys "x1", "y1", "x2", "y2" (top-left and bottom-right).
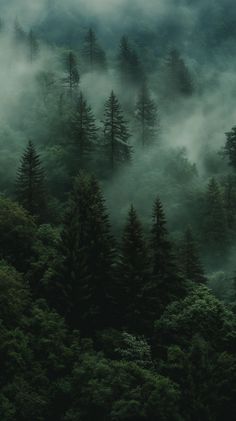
[
  {"x1": 16, "y1": 141, "x2": 47, "y2": 220},
  {"x1": 60, "y1": 173, "x2": 115, "y2": 333},
  {"x1": 103, "y1": 91, "x2": 132, "y2": 172}
]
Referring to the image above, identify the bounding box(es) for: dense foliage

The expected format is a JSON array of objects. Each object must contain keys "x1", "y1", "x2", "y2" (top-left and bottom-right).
[{"x1": 0, "y1": 8, "x2": 235, "y2": 421}]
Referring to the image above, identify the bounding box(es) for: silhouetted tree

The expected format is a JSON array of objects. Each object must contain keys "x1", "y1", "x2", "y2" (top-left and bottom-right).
[
  {"x1": 59, "y1": 173, "x2": 115, "y2": 333},
  {"x1": 180, "y1": 227, "x2": 206, "y2": 284},
  {"x1": 204, "y1": 178, "x2": 228, "y2": 256},
  {"x1": 0, "y1": 196, "x2": 36, "y2": 272},
  {"x1": 118, "y1": 36, "x2": 144, "y2": 86},
  {"x1": 116, "y1": 205, "x2": 149, "y2": 332},
  {"x1": 14, "y1": 18, "x2": 27, "y2": 44},
  {"x1": 103, "y1": 91, "x2": 132, "y2": 172},
  {"x1": 225, "y1": 126, "x2": 236, "y2": 170},
  {"x1": 63, "y1": 51, "x2": 80, "y2": 97},
  {"x1": 28, "y1": 29, "x2": 39, "y2": 62},
  {"x1": 165, "y1": 49, "x2": 194, "y2": 97},
  {"x1": 16, "y1": 141, "x2": 47, "y2": 220},
  {"x1": 149, "y1": 198, "x2": 185, "y2": 317},
  {"x1": 69, "y1": 92, "x2": 98, "y2": 171},
  {"x1": 223, "y1": 174, "x2": 236, "y2": 231},
  {"x1": 82, "y1": 28, "x2": 107, "y2": 72},
  {"x1": 135, "y1": 83, "x2": 159, "y2": 147},
  {"x1": 0, "y1": 17, "x2": 4, "y2": 33}
]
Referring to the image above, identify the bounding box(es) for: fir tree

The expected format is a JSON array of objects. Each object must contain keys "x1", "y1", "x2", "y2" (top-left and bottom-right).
[
  {"x1": 28, "y1": 29, "x2": 39, "y2": 62},
  {"x1": 135, "y1": 83, "x2": 159, "y2": 147},
  {"x1": 225, "y1": 126, "x2": 236, "y2": 170},
  {"x1": 63, "y1": 51, "x2": 80, "y2": 97},
  {"x1": 204, "y1": 178, "x2": 228, "y2": 256},
  {"x1": 14, "y1": 18, "x2": 27, "y2": 44},
  {"x1": 103, "y1": 91, "x2": 132, "y2": 172},
  {"x1": 165, "y1": 49, "x2": 194, "y2": 97},
  {"x1": 69, "y1": 92, "x2": 98, "y2": 171},
  {"x1": 116, "y1": 205, "x2": 149, "y2": 332},
  {"x1": 151, "y1": 198, "x2": 175, "y2": 280},
  {"x1": 180, "y1": 227, "x2": 206, "y2": 284},
  {"x1": 118, "y1": 36, "x2": 144, "y2": 86},
  {"x1": 16, "y1": 141, "x2": 47, "y2": 220},
  {"x1": 59, "y1": 173, "x2": 115, "y2": 333},
  {"x1": 0, "y1": 17, "x2": 4, "y2": 33},
  {"x1": 81, "y1": 28, "x2": 107, "y2": 72},
  {"x1": 149, "y1": 198, "x2": 185, "y2": 316},
  {"x1": 223, "y1": 174, "x2": 236, "y2": 231},
  {"x1": 14, "y1": 18, "x2": 28, "y2": 59}
]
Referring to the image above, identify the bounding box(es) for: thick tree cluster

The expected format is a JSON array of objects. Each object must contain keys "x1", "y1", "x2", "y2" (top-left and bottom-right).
[
  {"x1": 0, "y1": 170, "x2": 235, "y2": 421},
  {"x1": 0, "y1": 17, "x2": 235, "y2": 421}
]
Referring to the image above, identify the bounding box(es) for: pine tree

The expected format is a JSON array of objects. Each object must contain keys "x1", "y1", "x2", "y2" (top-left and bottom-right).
[
  {"x1": 223, "y1": 174, "x2": 236, "y2": 231},
  {"x1": 103, "y1": 91, "x2": 132, "y2": 172},
  {"x1": 204, "y1": 178, "x2": 228, "y2": 256},
  {"x1": 16, "y1": 141, "x2": 47, "y2": 220},
  {"x1": 118, "y1": 36, "x2": 143, "y2": 86},
  {"x1": 63, "y1": 51, "x2": 80, "y2": 97},
  {"x1": 116, "y1": 205, "x2": 149, "y2": 332},
  {"x1": 165, "y1": 49, "x2": 194, "y2": 97},
  {"x1": 28, "y1": 29, "x2": 39, "y2": 62},
  {"x1": 232, "y1": 272, "x2": 236, "y2": 302},
  {"x1": 0, "y1": 18, "x2": 4, "y2": 33},
  {"x1": 180, "y1": 227, "x2": 206, "y2": 284},
  {"x1": 225, "y1": 126, "x2": 236, "y2": 170},
  {"x1": 69, "y1": 92, "x2": 98, "y2": 171},
  {"x1": 149, "y1": 198, "x2": 185, "y2": 316},
  {"x1": 81, "y1": 28, "x2": 107, "y2": 72},
  {"x1": 14, "y1": 18, "x2": 27, "y2": 44},
  {"x1": 135, "y1": 83, "x2": 159, "y2": 147},
  {"x1": 14, "y1": 18, "x2": 28, "y2": 58},
  {"x1": 59, "y1": 173, "x2": 115, "y2": 333},
  {"x1": 151, "y1": 198, "x2": 175, "y2": 280}
]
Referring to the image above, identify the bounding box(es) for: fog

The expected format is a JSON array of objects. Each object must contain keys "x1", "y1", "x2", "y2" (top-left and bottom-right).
[{"x1": 0, "y1": 0, "x2": 236, "y2": 285}]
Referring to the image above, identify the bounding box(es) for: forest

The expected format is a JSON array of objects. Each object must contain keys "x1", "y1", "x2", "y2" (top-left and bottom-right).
[{"x1": 0, "y1": 0, "x2": 236, "y2": 420}]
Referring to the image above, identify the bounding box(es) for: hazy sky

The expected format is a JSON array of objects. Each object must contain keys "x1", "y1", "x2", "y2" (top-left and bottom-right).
[{"x1": 0, "y1": 0, "x2": 224, "y2": 27}]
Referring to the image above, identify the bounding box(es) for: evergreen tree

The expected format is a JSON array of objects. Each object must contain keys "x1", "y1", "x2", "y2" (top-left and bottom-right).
[
  {"x1": 223, "y1": 174, "x2": 236, "y2": 231},
  {"x1": 118, "y1": 36, "x2": 144, "y2": 86},
  {"x1": 14, "y1": 18, "x2": 28, "y2": 58},
  {"x1": 165, "y1": 49, "x2": 194, "y2": 97},
  {"x1": 69, "y1": 92, "x2": 98, "y2": 171},
  {"x1": 81, "y1": 28, "x2": 107, "y2": 72},
  {"x1": 59, "y1": 173, "x2": 115, "y2": 333},
  {"x1": 204, "y1": 178, "x2": 228, "y2": 256},
  {"x1": 28, "y1": 29, "x2": 39, "y2": 62},
  {"x1": 103, "y1": 91, "x2": 132, "y2": 172},
  {"x1": 116, "y1": 205, "x2": 149, "y2": 332},
  {"x1": 149, "y1": 198, "x2": 185, "y2": 317},
  {"x1": 151, "y1": 199, "x2": 175, "y2": 279},
  {"x1": 0, "y1": 197, "x2": 36, "y2": 273},
  {"x1": 135, "y1": 82, "x2": 159, "y2": 147},
  {"x1": 0, "y1": 17, "x2": 4, "y2": 33},
  {"x1": 63, "y1": 51, "x2": 80, "y2": 97},
  {"x1": 16, "y1": 141, "x2": 47, "y2": 220},
  {"x1": 14, "y1": 18, "x2": 27, "y2": 44},
  {"x1": 225, "y1": 126, "x2": 236, "y2": 170},
  {"x1": 180, "y1": 227, "x2": 206, "y2": 284}
]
